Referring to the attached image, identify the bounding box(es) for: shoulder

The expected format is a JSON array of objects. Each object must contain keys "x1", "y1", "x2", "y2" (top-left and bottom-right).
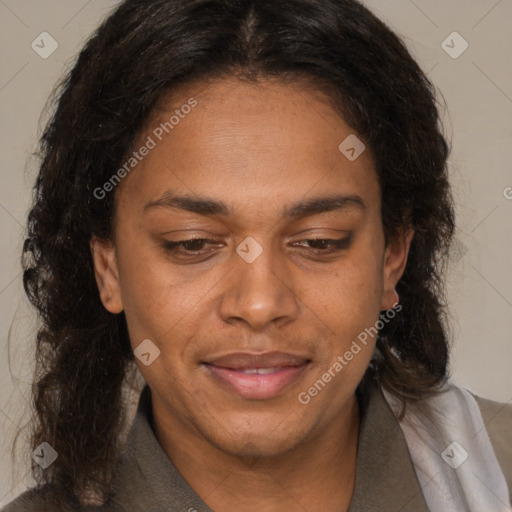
[
  {"x1": 2, "y1": 485, "x2": 124, "y2": 512},
  {"x1": 472, "y1": 392, "x2": 512, "y2": 490},
  {"x1": 2, "y1": 485, "x2": 70, "y2": 512}
]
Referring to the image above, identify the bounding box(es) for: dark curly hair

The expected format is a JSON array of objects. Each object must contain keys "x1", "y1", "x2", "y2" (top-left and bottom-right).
[{"x1": 16, "y1": 0, "x2": 455, "y2": 507}]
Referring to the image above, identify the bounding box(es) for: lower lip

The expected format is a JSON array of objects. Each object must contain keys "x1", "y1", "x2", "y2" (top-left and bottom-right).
[{"x1": 204, "y1": 363, "x2": 310, "y2": 400}]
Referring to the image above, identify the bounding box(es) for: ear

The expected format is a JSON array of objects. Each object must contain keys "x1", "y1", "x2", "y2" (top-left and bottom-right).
[
  {"x1": 90, "y1": 236, "x2": 124, "y2": 314},
  {"x1": 380, "y1": 228, "x2": 414, "y2": 311}
]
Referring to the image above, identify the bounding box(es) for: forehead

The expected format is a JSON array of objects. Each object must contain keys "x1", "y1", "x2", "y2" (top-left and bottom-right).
[{"x1": 117, "y1": 76, "x2": 380, "y2": 222}]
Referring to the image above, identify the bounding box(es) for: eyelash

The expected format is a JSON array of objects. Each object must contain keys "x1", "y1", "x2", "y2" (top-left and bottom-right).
[{"x1": 162, "y1": 237, "x2": 352, "y2": 258}]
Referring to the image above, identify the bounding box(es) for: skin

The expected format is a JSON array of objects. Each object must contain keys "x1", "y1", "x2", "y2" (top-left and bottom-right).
[{"x1": 91, "y1": 76, "x2": 413, "y2": 512}]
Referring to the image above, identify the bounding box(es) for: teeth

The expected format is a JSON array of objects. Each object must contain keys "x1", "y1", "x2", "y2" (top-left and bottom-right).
[{"x1": 241, "y1": 367, "x2": 280, "y2": 374}]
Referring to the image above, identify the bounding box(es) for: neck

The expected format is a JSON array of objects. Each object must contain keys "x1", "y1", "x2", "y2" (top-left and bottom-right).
[{"x1": 152, "y1": 394, "x2": 361, "y2": 512}]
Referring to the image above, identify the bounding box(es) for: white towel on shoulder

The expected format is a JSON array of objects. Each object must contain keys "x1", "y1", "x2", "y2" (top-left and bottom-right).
[{"x1": 382, "y1": 382, "x2": 511, "y2": 512}]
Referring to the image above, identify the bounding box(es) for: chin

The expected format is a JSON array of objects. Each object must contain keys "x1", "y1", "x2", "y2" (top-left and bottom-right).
[{"x1": 203, "y1": 414, "x2": 309, "y2": 459}]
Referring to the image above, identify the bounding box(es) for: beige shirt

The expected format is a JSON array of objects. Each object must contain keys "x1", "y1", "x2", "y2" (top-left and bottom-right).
[{"x1": 4, "y1": 381, "x2": 511, "y2": 511}]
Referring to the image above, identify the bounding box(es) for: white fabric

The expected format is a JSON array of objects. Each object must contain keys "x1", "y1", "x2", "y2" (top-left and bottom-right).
[{"x1": 382, "y1": 382, "x2": 511, "y2": 512}]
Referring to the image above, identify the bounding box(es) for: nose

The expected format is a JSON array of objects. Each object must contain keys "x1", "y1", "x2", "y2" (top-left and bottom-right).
[{"x1": 218, "y1": 239, "x2": 300, "y2": 331}]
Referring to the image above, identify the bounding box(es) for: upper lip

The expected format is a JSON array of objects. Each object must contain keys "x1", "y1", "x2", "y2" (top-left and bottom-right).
[{"x1": 203, "y1": 351, "x2": 310, "y2": 370}]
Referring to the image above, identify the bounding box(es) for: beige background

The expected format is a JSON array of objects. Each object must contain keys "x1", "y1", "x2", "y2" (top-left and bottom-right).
[{"x1": 1, "y1": 0, "x2": 511, "y2": 506}]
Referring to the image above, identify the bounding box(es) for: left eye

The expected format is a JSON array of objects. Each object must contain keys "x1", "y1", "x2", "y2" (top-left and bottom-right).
[{"x1": 292, "y1": 238, "x2": 352, "y2": 253}]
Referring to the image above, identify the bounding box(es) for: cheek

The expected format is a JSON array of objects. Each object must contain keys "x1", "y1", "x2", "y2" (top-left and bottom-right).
[
  {"x1": 113, "y1": 235, "x2": 177, "y2": 340},
  {"x1": 308, "y1": 257, "x2": 382, "y2": 318},
  {"x1": 115, "y1": 240, "x2": 222, "y2": 351},
  {"x1": 303, "y1": 263, "x2": 382, "y2": 400},
  {"x1": 298, "y1": 255, "x2": 383, "y2": 368}
]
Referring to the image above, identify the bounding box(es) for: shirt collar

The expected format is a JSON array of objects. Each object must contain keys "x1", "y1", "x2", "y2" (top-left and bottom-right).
[{"x1": 348, "y1": 378, "x2": 430, "y2": 511}]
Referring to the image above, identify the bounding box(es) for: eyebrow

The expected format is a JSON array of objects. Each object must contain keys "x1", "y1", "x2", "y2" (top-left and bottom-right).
[{"x1": 144, "y1": 191, "x2": 366, "y2": 219}]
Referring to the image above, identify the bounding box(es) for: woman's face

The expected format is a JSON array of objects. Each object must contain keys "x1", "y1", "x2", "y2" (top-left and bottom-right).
[{"x1": 92, "y1": 76, "x2": 412, "y2": 457}]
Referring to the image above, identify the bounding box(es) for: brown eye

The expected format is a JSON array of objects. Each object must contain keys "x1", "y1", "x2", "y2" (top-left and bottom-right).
[
  {"x1": 162, "y1": 238, "x2": 220, "y2": 256},
  {"x1": 294, "y1": 236, "x2": 352, "y2": 253}
]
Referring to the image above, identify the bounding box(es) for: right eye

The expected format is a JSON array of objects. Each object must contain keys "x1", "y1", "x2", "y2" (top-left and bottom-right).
[{"x1": 162, "y1": 238, "x2": 222, "y2": 256}]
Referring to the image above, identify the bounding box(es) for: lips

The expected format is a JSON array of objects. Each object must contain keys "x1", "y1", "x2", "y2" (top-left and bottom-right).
[
  {"x1": 203, "y1": 351, "x2": 310, "y2": 370},
  {"x1": 202, "y1": 351, "x2": 311, "y2": 400}
]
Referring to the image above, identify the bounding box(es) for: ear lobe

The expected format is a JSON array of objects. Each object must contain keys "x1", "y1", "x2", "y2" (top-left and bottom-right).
[
  {"x1": 90, "y1": 236, "x2": 124, "y2": 314},
  {"x1": 380, "y1": 228, "x2": 414, "y2": 310}
]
